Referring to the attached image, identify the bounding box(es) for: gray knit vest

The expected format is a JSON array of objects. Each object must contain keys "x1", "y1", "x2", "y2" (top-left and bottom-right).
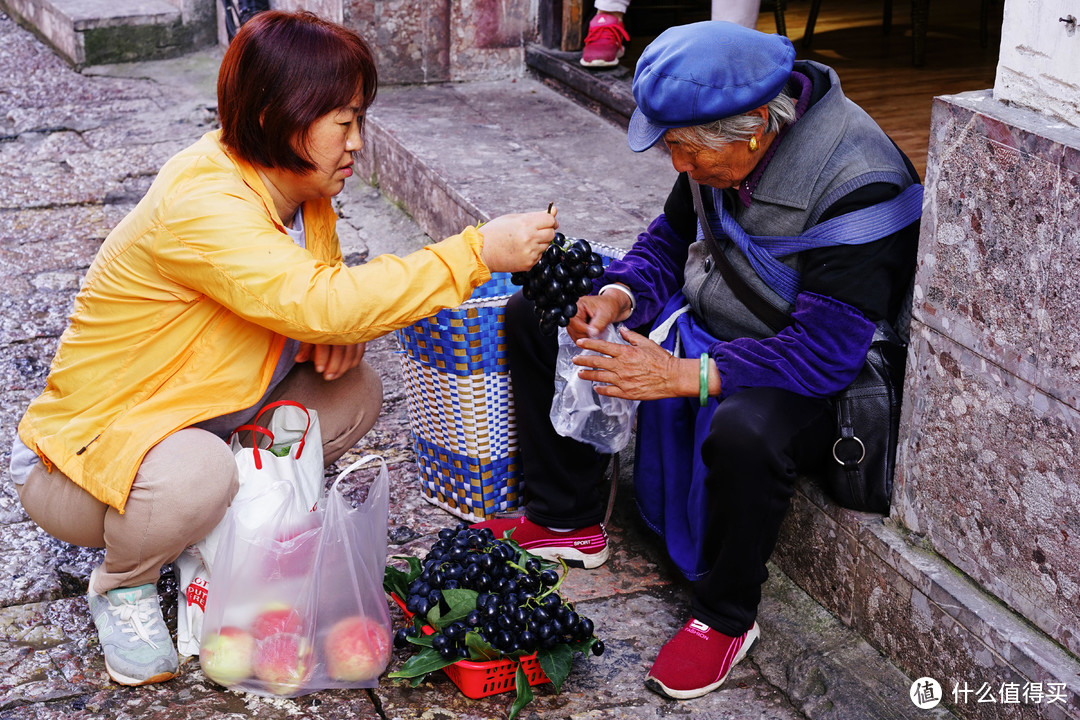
[{"x1": 682, "y1": 61, "x2": 916, "y2": 341}]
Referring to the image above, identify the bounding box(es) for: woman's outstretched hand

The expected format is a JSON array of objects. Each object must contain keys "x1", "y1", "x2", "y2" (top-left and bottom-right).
[
  {"x1": 478, "y1": 209, "x2": 559, "y2": 273},
  {"x1": 572, "y1": 326, "x2": 696, "y2": 401}
]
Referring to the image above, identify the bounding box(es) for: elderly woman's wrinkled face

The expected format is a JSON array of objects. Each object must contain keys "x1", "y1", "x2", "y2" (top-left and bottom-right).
[{"x1": 663, "y1": 130, "x2": 761, "y2": 190}]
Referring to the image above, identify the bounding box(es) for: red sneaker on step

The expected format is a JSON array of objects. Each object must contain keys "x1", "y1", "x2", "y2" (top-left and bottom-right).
[
  {"x1": 580, "y1": 13, "x2": 630, "y2": 68},
  {"x1": 645, "y1": 618, "x2": 760, "y2": 699},
  {"x1": 471, "y1": 515, "x2": 610, "y2": 568}
]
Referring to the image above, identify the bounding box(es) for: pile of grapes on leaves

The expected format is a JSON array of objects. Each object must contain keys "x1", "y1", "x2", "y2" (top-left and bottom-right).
[
  {"x1": 383, "y1": 522, "x2": 604, "y2": 719},
  {"x1": 511, "y1": 233, "x2": 606, "y2": 335}
]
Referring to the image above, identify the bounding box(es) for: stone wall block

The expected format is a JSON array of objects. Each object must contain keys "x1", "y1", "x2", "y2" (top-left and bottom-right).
[
  {"x1": 343, "y1": 0, "x2": 529, "y2": 84},
  {"x1": 449, "y1": 0, "x2": 528, "y2": 81},
  {"x1": 916, "y1": 91, "x2": 1080, "y2": 407},
  {"x1": 897, "y1": 324, "x2": 1080, "y2": 658},
  {"x1": 776, "y1": 480, "x2": 1080, "y2": 720},
  {"x1": 345, "y1": 0, "x2": 451, "y2": 84},
  {"x1": 900, "y1": 91, "x2": 1080, "y2": 660}
]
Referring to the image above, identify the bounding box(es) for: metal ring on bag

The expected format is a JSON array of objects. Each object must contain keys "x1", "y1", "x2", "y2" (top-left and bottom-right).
[{"x1": 832, "y1": 436, "x2": 866, "y2": 466}]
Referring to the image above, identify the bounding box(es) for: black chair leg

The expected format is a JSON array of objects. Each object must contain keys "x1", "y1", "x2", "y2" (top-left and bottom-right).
[
  {"x1": 803, "y1": 0, "x2": 823, "y2": 49},
  {"x1": 773, "y1": 0, "x2": 788, "y2": 36},
  {"x1": 883, "y1": 0, "x2": 893, "y2": 34},
  {"x1": 911, "y1": 0, "x2": 929, "y2": 66}
]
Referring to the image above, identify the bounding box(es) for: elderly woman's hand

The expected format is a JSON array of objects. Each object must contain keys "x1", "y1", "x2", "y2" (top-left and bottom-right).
[
  {"x1": 295, "y1": 342, "x2": 367, "y2": 381},
  {"x1": 572, "y1": 326, "x2": 705, "y2": 401},
  {"x1": 566, "y1": 292, "x2": 631, "y2": 342},
  {"x1": 479, "y1": 211, "x2": 558, "y2": 273}
]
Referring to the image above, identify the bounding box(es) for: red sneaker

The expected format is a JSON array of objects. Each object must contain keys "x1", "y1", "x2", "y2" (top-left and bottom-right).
[
  {"x1": 471, "y1": 515, "x2": 610, "y2": 568},
  {"x1": 645, "y1": 619, "x2": 760, "y2": 700},
  {"x1": 579, "y1": 13, "x2": 630, "y2": 68}
]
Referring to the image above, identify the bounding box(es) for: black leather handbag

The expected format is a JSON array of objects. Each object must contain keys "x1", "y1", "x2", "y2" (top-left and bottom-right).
[
  {"x1": 824, "y1": 324, "x2": 906, "y2": 513},
  {"x1": 689, "y1": 180, "x2": 905, "y2": 514}
]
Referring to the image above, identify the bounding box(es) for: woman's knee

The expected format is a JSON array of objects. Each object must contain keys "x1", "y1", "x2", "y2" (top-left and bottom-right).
[
  {"x1": 136, "y1": 429, "x2": 238, "y2": 521},
  {"x1": 704, "y1": 390, "x2": 786, "y2": 458}
]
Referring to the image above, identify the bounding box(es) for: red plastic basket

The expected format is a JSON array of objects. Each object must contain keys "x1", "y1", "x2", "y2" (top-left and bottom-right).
[
  {"x1": 444, "y1": 653, "x2": 549, "y2": 699},
  {"x1": 391, "y1": 593, "x2": 551, "y2": 698}
]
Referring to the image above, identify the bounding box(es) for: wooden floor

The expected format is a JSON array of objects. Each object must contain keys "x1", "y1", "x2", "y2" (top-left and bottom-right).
[{"x1": 623, "y1": 0, "x2": 1003, "y2": 179}]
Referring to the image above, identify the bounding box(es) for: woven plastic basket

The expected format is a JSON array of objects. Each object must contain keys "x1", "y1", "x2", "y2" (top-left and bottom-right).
[{"x1": 395, "y1": 244, "x2": 622, "y2": 522}]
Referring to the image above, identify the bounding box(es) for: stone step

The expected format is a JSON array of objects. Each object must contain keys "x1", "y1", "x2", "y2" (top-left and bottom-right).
[
  {"x1": 358, "y1": 74, "x2": 673, "y2": 255},
  {"x1": 1, "y1": 0, "x2": 213, "y2": 68},
  {"x1": 525, "y1": 43, "x2": 636, "y2": 127}
]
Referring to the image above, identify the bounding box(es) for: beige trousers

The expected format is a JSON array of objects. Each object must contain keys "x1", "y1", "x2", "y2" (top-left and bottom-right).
[{"x1": 17, "y1": 361, "x2": 383, "y2": 594}]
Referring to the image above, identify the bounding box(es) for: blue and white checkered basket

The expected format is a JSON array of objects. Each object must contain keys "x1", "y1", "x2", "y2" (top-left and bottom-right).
[{"x1": 395, "y1": 242, "x2": 622, "y2": 522}]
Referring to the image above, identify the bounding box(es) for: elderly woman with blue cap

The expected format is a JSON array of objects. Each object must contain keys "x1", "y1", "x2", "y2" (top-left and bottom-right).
[{"x1": 476, "y1": 21, "x2": 921, "y2": 699}]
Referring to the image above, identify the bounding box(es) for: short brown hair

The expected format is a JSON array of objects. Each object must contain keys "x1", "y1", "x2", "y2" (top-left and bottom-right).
[{"x1": 217, "y1": 11, "x2": 378, "y2": 173}]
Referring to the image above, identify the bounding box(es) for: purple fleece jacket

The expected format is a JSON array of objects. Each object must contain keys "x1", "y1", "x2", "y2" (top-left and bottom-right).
[{"x1": 600, "y1": 214, "x2": 874, "y2": 399}]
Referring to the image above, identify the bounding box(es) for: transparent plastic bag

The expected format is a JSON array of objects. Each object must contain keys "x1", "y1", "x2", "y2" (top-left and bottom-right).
[
  {"x1": 550, "y1": 325, "x2": 639, "y2": 454},
  {"x1": 198, "y1": 455, "x2": 392, "y2": 697}
]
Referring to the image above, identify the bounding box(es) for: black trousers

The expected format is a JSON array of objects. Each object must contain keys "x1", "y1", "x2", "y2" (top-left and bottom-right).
[{"x1": 505, "y1": 291, "x2": 835, "y2": 634}]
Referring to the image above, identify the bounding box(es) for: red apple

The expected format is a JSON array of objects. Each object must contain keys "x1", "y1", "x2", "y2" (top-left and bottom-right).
[
  {"x1": 200, "y1": 626, "x2": 255, "y2": 687},
  {"x1": 250, "y1": 604, "x2": 303, "y2": 641},
  {"x1": 323, "y1": 615, "x2": 392, "y2": 682},
  {"x1": 266, "y1": 516, "x2": 320, "y2": 577},
  {"x1": 252, "y1": 632, "x2": 312, "y2": 695}
]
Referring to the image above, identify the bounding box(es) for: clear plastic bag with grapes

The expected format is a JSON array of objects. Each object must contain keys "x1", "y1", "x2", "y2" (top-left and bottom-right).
[{"x1": 549, "y1": 325, "x2": 639, "y2": 454}]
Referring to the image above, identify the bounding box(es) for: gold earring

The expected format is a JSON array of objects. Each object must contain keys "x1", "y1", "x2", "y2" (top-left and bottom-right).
[{"x1": 748, "y1": 136, "x2": 759, "y2": 152}]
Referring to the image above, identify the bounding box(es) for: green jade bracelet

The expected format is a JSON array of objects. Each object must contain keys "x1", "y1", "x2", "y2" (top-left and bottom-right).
[{"x1": 699, "y1": 352, "x2": 709, "y2": 407}]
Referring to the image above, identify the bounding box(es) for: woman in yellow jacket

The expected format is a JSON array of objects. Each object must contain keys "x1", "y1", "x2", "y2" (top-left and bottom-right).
[{"x1": 10, "y1": 11, "x2": 557, "y2": 687}]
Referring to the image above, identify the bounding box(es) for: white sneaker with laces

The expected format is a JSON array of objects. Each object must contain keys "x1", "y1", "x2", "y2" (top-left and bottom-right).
[{"x1": 88, "y1": 578, "x2": 179, "y2": 686}]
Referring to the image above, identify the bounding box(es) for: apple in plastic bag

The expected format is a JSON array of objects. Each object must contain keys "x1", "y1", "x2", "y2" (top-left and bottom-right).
[
  {"x1": 266, "y1": 515, "x2": 320, "y2": 578},
  {"x1": 252, "y1": 632, "x2": 312, "y2": 694},
  {"x1": 200, "y1": 626, "x2": 255, "y2": 686},
  {"x1": 251, "y1": 603, "x2": 304, "y2": 641},
  {"x1": 324, "y1": 615, "x2": 392, "y2": 682}
]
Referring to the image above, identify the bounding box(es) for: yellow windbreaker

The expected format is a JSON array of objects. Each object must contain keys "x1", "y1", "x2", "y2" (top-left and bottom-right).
[{"x1": 18, "y1": 130, "x2": 490, "y2": 512}]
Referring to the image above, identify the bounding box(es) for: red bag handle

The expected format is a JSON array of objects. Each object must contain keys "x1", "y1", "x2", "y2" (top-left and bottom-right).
[
  {"x1": 229, "y1": 423, "x2": 274, "y2": 470},
  {"x1": 252, "y1": 400, "x2": 312, "y2": 459}
]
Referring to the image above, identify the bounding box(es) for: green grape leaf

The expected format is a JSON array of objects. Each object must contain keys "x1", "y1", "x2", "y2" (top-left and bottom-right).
[
  {"x1": 405, "y1": 632, "x2": 434, "y2": 649},
  {"x1": 387, "y1": 646, "x2": 456, "y2": 680},
  {"x1": 383, "y1": 556, "x2": 422, "y2": 600},
  {"x1": 464, "y1": 630, "x2": 501, "y2": 661},
  {"x1": 508, "y1": 662, "x2": 535, "y2": 720},
  {"x1": 536, "y1": 643, "x2": 573, "y2": 693},
  {"x1": 427, "y1": 588, "x2": 479, "y2": 628}
]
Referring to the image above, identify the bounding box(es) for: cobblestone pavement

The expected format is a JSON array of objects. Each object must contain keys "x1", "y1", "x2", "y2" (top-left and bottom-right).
[{"x1": 0, "y1": 10, "x2": 948, "y2": 720}]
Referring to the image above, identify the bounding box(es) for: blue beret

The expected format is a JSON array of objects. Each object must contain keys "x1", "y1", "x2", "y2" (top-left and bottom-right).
[{"x1": 627, "y1": 21, "x2": 796, "y2": 152}]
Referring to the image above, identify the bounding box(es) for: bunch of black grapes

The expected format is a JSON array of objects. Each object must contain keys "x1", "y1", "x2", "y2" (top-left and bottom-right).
[
  {"x1": 394, "y1": 523, "x2": 604, "y2": 660},
  {"x1": 511, "y1": 233, "x2": 605, "y2": 335}
]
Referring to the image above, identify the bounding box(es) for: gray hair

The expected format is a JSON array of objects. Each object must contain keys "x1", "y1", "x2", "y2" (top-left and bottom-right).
[{"x1": 666, "y1": 91, "x2": 797, "y2": 150}]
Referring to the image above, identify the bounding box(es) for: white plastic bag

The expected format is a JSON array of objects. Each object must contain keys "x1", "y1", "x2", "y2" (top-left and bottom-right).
[
  {"x1": 203, "y1": 401, "x2": 324, "y2": 574},
  {"x1": 550, "y1": 325, "x2": 639, "y2": 454},
  {"x1": 199, "y1": 455, "x2": 393, "y2": 697},
  {"x1": 176, "y1": 547, "x2": 210, "y2": 657},
  {"x1": 177, "y1": 401, "x2": 325, "y2": 657}
]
